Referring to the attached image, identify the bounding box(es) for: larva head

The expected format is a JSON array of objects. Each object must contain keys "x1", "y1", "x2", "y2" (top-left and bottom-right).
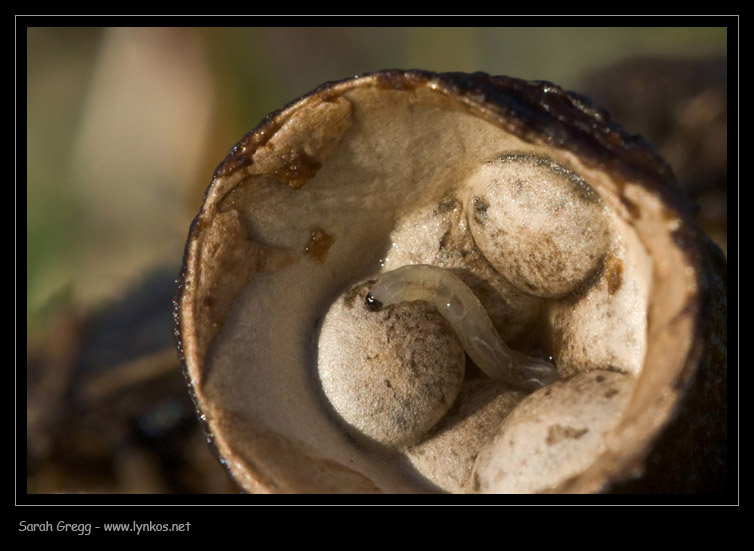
[
  {"x1": 175, "y1": 70, "x2": 725, "y2": 494},
  {"x1": 364, "y1": 293, "x2": 382, "y2": 311}
]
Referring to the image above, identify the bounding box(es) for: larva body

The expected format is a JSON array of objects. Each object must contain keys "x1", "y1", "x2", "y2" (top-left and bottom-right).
[{"x1": 366, "y1": 264, "x2": 560, "y2": 391}]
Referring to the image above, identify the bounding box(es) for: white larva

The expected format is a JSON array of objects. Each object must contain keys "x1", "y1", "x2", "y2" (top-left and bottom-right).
[{"x1": 366, "y1": 264, "x2": 560, "y2": 392}]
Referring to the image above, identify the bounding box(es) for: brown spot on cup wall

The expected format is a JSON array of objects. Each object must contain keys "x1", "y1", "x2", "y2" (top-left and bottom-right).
[
  {"x1": 275, "y1": 149, "x2": 322, "y2": 188},
  {"x1": 304, "y1": 227, "x2": 335, "y2": 263}
]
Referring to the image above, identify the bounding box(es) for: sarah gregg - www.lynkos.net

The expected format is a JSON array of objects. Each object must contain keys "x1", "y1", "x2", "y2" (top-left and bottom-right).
[{"x1": 19, "y1": 520, "x2": 192, "y2": 535}]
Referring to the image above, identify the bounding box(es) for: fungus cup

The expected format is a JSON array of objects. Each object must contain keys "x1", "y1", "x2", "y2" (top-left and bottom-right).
[{"x1": 174, "y1": 70, "x2": 727, "y2": 493}]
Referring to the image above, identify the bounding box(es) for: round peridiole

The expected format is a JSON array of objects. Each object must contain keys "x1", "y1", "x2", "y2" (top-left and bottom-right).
[
  {"x1": 470, "y1": 369, "x2": 636, "y2": 494},
  {"x1": 317, "y1": 280, "x2": 466, "y2": 448},
  {"x1": 466, "y1": 154, "x2": 612, "y2": 298}
]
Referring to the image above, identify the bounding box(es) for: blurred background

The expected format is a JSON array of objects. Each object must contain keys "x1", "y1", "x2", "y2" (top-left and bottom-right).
[{"x1": 25, "y1": 26, "x2": 728, "y2": 494}]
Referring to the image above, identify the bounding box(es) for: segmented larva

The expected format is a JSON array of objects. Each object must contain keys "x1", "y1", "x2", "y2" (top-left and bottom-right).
[{"x1": 366, "y1": 264, "x2": 560, "y2": 392}]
